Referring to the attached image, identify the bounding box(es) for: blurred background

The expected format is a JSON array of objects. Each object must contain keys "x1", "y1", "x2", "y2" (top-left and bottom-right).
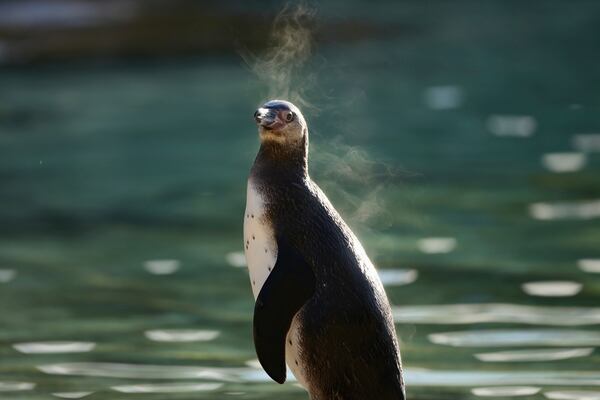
[{"x1": 1, "y1": 1, "x2": 600, "y2": 399}]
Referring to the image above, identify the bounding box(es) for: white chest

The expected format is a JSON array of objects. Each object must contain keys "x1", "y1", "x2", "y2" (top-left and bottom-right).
[
  {"x1": 244, "y1": 181, "x2": 278, "y2": 299},
  {"x1": 243, "y1": 180, "x2": 308, "y2": 388}
]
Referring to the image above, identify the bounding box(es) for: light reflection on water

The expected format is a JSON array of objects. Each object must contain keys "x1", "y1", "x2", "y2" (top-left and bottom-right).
[
  {"x1": 545, "y1": 390, "x2": 600, "y2": 400},
  {"x1": 143, "y1": 259, "x2": 181, "y2": 275},
  {"x1": 405, "y1": 370, "x2": 600, "y2": 387},
  {"x1": 0, "y1": 268, "x2": 16, "y2": 283},
  {"x1": 416, "y1": 237, "x2": 456, "y2": 254},
  {"x1": 579, "y1": 259, "x2": 600, "y2": 273},
  {"x1": 423, "y1": 85, "x2": 463, "y2": 110},
  {"x1": 112, "y1": 382, "x2": 223, "y2": 393},
  {"x1": 474, "y1": 348, "x2": 594, "y2": 362},
  {"x1": 522, "y1": 281, "x2": 583, "y2": 297},
  {"x1": 37, "y1": 362, "x2": 248, "y2": 382},
  {"x1": 573, "y1": 134, "x2": 600, "y2": 152},
  {"x1": 486, "y1": 115, "x2": 537, "y2": 137},
  {"x1": 542, "y1": 153, "x2": 587, "y2": 173},
  {"x1": 471, "y1": 386, "x2": 541, "y2": 397},
  {"x1": 52, "y1": 392, "x2": 93, "y2": 399},
  {"x1": 144, "y1": 329, "x2": 220, "y2": 342},
  {"x1": 13, "y1": 342, "x2": 96, "y2": 354},
  {"x1": 225, "y1": 251, "x2": 247, "y2": 267},
  {"x1": 0, "y1": 382, "x2": 36, "y2": 391},
  {"x1": 529, "y1": 200, "x2": 600, "y2": 220},
  {"x1": 429, "y1": 329, "x2": 600, "y2": 347},
  {"x1": 378, "y1": 269, "x2": 418, "y2": 286},
  {"x1": 393, "y1": 304, "x2": 600, "y2": 325}
]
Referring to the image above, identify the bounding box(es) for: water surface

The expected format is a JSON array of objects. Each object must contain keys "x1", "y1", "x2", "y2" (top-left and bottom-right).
[{"x1": 1, "y1": 2, "x2": 600, "y2": 399}]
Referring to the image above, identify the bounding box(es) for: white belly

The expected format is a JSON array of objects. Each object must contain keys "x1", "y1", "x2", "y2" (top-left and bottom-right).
[
  {"x1": 244, "y1": 180, "x2": 308, "y2": 387},
  {"x1": 244, "y1": 180, "x2": 277, "y2": 299}
]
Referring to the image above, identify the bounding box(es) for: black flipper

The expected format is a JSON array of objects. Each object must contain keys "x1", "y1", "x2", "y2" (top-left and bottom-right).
[{"x1": 253, "y1": 235, "x2": 315, "y2": 384}]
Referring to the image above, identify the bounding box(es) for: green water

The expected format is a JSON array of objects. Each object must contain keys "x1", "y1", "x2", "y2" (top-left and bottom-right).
[{"x1": 1, "y1": 2, "x2": 600, "y2": 399}]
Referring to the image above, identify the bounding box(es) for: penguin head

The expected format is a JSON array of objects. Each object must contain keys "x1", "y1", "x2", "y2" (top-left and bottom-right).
[{"x1": 254, "y1": 100, "x2": 307, "y2": 145}]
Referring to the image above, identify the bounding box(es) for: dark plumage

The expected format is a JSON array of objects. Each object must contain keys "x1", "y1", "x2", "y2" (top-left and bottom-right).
[{"x1": 247, "y1": 100, "x2": 405, "y2": 400}]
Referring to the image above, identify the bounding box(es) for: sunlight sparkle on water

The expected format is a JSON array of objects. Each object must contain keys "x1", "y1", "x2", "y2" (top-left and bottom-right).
[
  {"x1": 573, "y1": 134, "x2": 600, "y2": 152},
  {"x1": 0, "y1": 382, "x2": 35, "y2": 391},
  {"x1": 578, "y1": 259, "x2": 600, "y2": 273},
  {"x1": 428, "y1": 329, "x2": 600, "y2": 347},
  {"x1": 406, "y1": 370, "x2": 600, "y2": 387},
  {"x1": 423, "y1": 85, "x2": 463, "y2": 110},
  {"x1": 471, "y1": 387, "x2": 541, "y2": 397},
  {"x1": 542, "y1": 153, "x2": 587, "y2": 172},
  {"x1": 522, "y1": 281, "x2": 582, "y2": 297},
  {"x1": 52, "y1": 392, "x2": 93, "y2": 399},
  {"x1": 417, "y1": 237, "x2": 456, "y2": 254},
  {"x1": 475, "y1": 348, "x2": 594, "y2": 362},
  {"x1": 487, "y1": 115, "x2": 537, "y2": 137},
  {"x1": 112, "y1": 382, "x2": 223, "y2": 393},
  {"x1": 145, "y1": 329, "x2": 220, "y2": 342},
  {"x1": 545, "y1": 390, "x2": 600, "y2": 400},
  {"x1": 0, "y1": 268, "x2": 16, "y2": 283},
  {"x1": 13, "y1": 341, "x2": 96, "y2": 354},
  {"x1": 143, "y1": 259, "x2": 180, "y2": 275},
  {"x1": 378, "y1": 269, "x2": 418, "y2": 286},
  {"x1": 226, "y1": 251, "x2": 247, "y2": 267},
  {"x1": 38, "y1": 362, "x2": 248, "y2": 382},
  {"x1": 529, "y1": 200, "x2": 600, "y2": 220},
  {"x1": 392, "y1": 303, "x2": 600, "y2": 325}
]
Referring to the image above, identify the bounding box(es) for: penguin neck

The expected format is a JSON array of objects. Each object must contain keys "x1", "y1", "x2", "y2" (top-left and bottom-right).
[{"x1": 253, "y1": 136, "x2": 308, "y2": 183}]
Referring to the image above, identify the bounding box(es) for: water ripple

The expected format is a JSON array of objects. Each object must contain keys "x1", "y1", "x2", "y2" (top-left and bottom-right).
[
  {"x1": 112, "y1": 382, "x2": 223, "y2": 393},
  {"x1": 0, "y1": 381, "x2": 35, "y2": 391},
  {"x1": 52, "y1": 392, "x2": 93, "y2": 399},
  {"x1": 423, "y1": 85, "x2": 463, "y2": 110},
  {"x1": 0, "y1": 268, "x2": 16, "y2": 283},
  {"x1": 487, "y1": 115, "x2": 537, "y2": 137},
  {"x1": 143, "y1": 259, "x2": 180, "y2": 275},
  {"x1": 475, "y1": 348, "x2": 594, "y2": 362},
  {"x1": 573, "y1": 134, "x2": 600, "y2": 152},
  {"x1": 542, "y1": 153, "x2": 587, "y2": 173},
  {"x1": 406, "y1": 370, "x2": 600, "y2": 387},
  {"x1": 392, "y1": 304, "x2": 600, "y2": 325},
  {"x1": 579, "y1": 259, "x2": 600, "y2": 274},
  {"x1": 472, "y1": 387, "x2": 541, "y2": 397},
  {"x1": 545, "y1": 390, "x2": 600, "y2": 400},
  {"x1": 522, "y1": 281, "x2": 582, "y2": 297},
  {"x1": 429, "y1": 329, "x2": 600, "y2": 347},
  {"x1": 417, "y1": 237, "x2": 456, "y2": 254},
  {"x1": 529, "y1": 199, "x2": 600, "y2": 220},
  {"x1": 37, "y1": 362, "x2": 247, "y2": 382},
  {"x1": 378, "y1": 269, "x2": 418, "y2": 286},
  {"x1": 14, "y1": 341, "x2": 96, "y2": 354},
  {"x1": 145, "y1": 329, "x2": 220, "y2": 342},
  {"x1": 225, "y1": 251, "x2": 247, "y2": 268}
]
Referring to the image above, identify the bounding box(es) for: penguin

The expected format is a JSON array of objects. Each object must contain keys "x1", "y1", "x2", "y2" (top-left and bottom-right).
[{"x1": 244, "y1": 100, "x2": 405, "y2": 400}]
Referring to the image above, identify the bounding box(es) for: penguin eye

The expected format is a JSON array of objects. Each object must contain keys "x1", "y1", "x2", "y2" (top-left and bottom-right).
[
  {"x1": 253, "y1": 110, "x2": 259, "y2": 119},
  {"x1": 285, "y1": 111, "x2": 295, "y2": 122}
]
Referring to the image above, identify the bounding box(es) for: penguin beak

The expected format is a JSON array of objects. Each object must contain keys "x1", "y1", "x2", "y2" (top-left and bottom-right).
[{"x1": 255, "y1": 108, "x2": 284, "y2": 130}]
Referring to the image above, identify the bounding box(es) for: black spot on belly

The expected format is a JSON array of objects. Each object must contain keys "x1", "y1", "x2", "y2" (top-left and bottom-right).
[
  {"x1": 295, "y1": 360, "x2": 298, "y2": 366},
  {"x1": 252, "y1": 235, "x2": 255, "y2": 240},
  {"x1": 253, "y1": 280, "x2": 255, "y2": 286},
  {"x1": 264, "y1": 248, "x2": 268, "y2": 253},
  {"x1": 289, "y1": 339, "x2": 292, "y2": 345},
  {"x1": 251, "y1": 214, "x2": 254, "y2": 218}
]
